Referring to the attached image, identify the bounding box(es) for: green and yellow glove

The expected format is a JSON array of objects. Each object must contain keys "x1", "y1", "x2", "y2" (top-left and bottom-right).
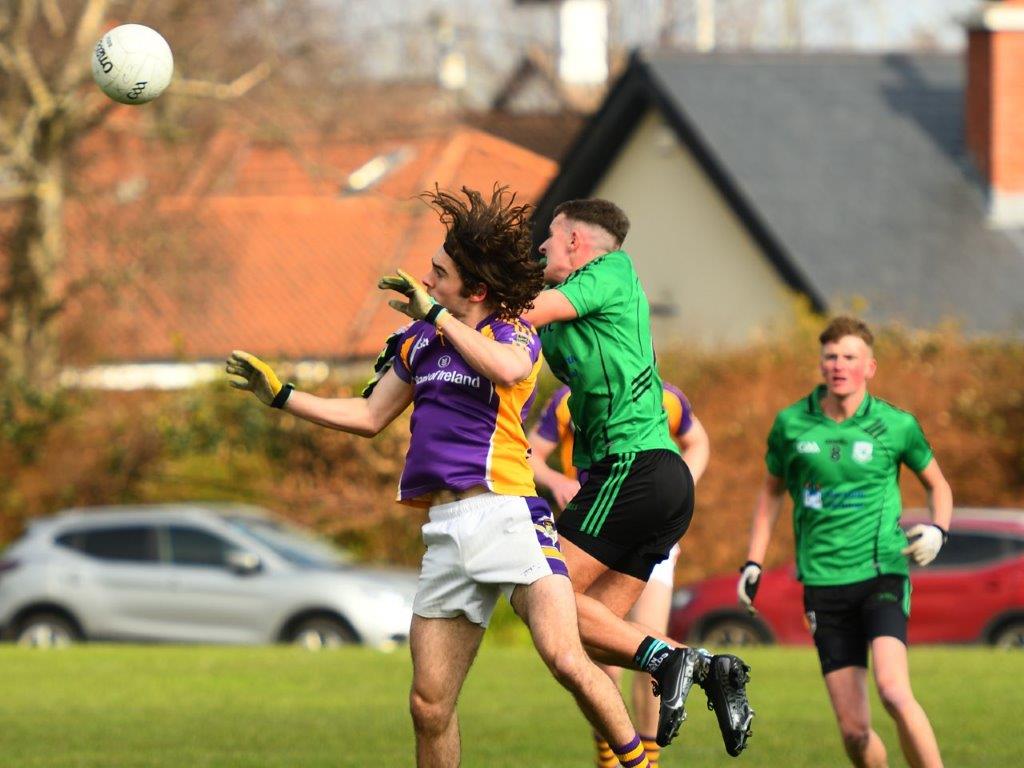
[
  {"x1": 225, "y1": 350, "x2": 293, "y2": 408},
  {"x1": 378, "y1": 269, "x2": 447, "y2": 325},
  {"x1": 361, "y1": 327, "x2": 405, "y2": 398}
]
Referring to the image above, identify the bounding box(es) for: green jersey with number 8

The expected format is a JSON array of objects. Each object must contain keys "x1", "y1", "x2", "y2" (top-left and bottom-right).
[{"x1": 766, "y1": 385, "x2": 933, "y2": 586}]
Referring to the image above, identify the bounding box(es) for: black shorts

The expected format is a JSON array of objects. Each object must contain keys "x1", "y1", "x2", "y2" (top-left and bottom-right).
[
  {"x1": 803, "y1": 574, "x2": 910, "y2": 674},
  {"x1": 557, "y1": 449, "x2": 693, "y2": 580}
]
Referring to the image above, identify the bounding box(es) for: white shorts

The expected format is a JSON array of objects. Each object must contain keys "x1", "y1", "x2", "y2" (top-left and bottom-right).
[
  {"x1": 413, "y1": 493, "x2": 568, "y2": 627},
  {"x1": 648, "y1": 543, "x2": 681, "y2": 589}
]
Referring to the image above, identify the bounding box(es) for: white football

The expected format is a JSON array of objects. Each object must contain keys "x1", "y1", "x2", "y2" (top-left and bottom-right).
[{"x1": 92, "y1": 24, "x2": 173, "y2": 105}]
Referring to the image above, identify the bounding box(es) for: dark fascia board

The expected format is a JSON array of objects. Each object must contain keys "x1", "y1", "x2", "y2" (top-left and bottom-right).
[{"x1": 532, "y1": 49, "x2": 827, "y2": 312}]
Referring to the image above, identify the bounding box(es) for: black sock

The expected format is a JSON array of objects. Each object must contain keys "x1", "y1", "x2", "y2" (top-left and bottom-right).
[{"x1": 634, "y1": 636, "x2": 672, "y2": 673}]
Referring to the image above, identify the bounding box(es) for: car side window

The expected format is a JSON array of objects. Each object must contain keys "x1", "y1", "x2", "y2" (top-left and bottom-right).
[
  {"x1": 925, "y1": 532, "x2": 1008, "y2": 569},
  {"x1": 168, "y1": 526, "x2": 230, "y2": 568},
  {"x1": 55, "y1": 526, "x2": 159, "y2": 563}
]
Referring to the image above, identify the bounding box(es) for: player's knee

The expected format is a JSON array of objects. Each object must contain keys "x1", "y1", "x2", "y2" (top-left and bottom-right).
[
  {"x1": 839, "y1": 724, "x2": 872, "y2": 754},
  {"x1": 409, "y1": 689, "x2": 455, "y2": 736},
  {"x1": 876, "y1": 678, "x2": 915, "y2": 715},
  {"x1": 541, "y1": 646, "x2": 589, "y2": 690}
]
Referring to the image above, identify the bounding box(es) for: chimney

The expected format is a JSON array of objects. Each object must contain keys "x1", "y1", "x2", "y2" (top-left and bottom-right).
[
  {"x1": 558, "y1": 0, "x2": 608, "y2": 86},
  {"x1": 965, "y1": 1, "x2": 1024, "y2": 225}
]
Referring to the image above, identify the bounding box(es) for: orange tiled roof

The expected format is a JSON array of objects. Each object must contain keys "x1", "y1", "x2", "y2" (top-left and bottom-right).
[{"x1": 67, "y1": 127, "x2": 556, "y2": 363}]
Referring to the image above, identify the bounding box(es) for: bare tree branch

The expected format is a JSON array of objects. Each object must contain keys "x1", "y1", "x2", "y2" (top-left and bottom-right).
[
  {"x1": 9, "y1": 1, "x2": 55, "y2": 115},
  {"x1": 0, "y1": 40, "x2": 16, "y2": 76},
  {"x1": 0, "y1": 182, "x2": 35, "y2": 201},
  {"x1": 12, "y1": 107, "x2": 42, "y2": 172},
  {"x1": 1, "y1": 0, "x2": 346, "y2": 389},
  {"x1": 0, "y1": 116, "x2": 16, "y2": 151},
  {"x1": 13, "y1": 0, "x2": 37, "y2": 38},
  {"x1": 172, "y1": 60, "x2": 273, "y2": 100},
  {"x1": 0, "y1": 145, "x2": 37, "y2": 179},
  {"x1": 40, "y1": 0, "x2": 65, "y2": 36},
  {"x1": 11, "y1": 40, "x2": 55, "y2": 114},
  {"x1": 64, "y1": 92, "x2": 117, "y2": 137},
  {"x1": 56, "y1": 0, "x2": 110, "y2": 91}
]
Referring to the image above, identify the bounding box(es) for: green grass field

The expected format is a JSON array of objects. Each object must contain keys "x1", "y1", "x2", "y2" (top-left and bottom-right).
[{"x1": 0, "y1": 640, "x2": 1019, "y2": 767}]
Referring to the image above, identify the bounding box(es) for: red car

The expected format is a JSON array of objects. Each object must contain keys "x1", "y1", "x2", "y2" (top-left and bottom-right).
[{"x1": 669, "y1": 508, "x2": 1024, "y2": 648}]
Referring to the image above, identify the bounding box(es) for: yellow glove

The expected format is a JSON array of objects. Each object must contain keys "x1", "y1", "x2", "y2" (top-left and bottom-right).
[
  {"x1": 225, "y1": 350, "x2": 293, "y2": 408},
  {"x1": 378, "y1": 269, "x2": 447, "y2": 325}
]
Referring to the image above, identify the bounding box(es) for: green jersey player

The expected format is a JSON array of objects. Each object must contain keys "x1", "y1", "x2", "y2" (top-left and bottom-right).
[
  {"x1": 738, "y1": 316, "x2": 952, "y2": 768},
  {"x1": 526, "y1": 199, "x2": 753, "y2": 757}
]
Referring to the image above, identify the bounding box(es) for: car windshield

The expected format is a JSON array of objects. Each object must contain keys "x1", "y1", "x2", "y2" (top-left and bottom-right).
[{"x1": 224, "y1": 515, "x2": 353, "y2": 568}]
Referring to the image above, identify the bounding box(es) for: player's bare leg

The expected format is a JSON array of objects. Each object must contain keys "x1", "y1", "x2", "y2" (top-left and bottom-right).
[
  {"x1": 560, "y1": 538, "x2": 661, "y2": 659},
  {"x1": 629, "y1": 579, "x2": 674, "y2": 738},
  {"x1": 563, "y1": 537, "x2": 753, "y2": 751},
  {"x1": 561, "y1": 537, "x2": 701, "y2": 747},
  {"x1": 510, "y1": 574, "x2": 650, "y2": 763},
  {"x1": 408, "y1": 614, "x2": 485, "y2": 768},
  {"x1": 594, "y1": 579, "x2": 671, "y2": 766},
  {"x1": 824, "y1": 666, "x2": 889, "y2": 767},
  {"x1": 871, "y1": 637, "x2": 942, "y2": 768},
  {"x1": 592, "y1": 663, "x2": 628, "y2": 767}
]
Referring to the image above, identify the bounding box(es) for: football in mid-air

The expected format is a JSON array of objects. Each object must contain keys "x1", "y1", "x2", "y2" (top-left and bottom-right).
[{"x1": 91, "y1": 24, "x2": 173, "y2": 105}]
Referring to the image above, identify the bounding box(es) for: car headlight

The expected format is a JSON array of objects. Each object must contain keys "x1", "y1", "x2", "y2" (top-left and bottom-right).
[{"x1": 672, "y1": 588, "x2": 695, "y2": 610}]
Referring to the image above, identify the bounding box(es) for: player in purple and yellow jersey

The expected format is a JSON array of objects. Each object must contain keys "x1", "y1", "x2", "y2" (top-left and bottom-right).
[
  {"x1": 528, "y1": 383, "x2": 709, "y2": 768},
  {"x1": 227, "y1": 186, "x2": 653, "y2": 768}
]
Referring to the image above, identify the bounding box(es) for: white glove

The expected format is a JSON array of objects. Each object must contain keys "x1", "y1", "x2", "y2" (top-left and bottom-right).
[
  {"x1": 901, "y1": 524, "x2": 946, "y2": 566},
  {"x1": 737, "y1": 561, "x2": 762, "y2": 611}
]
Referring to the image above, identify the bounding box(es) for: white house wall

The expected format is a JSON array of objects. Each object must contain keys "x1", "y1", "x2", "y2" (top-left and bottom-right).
[{"x1": 592, "y1": 108, "x2": 797, "y2": 348}]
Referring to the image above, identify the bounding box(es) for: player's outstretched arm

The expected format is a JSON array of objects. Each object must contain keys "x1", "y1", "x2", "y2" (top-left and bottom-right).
[
  {"x1": 902, "y1": 458, "x2": 953, "y2": 566},
  {"x1": 226, "y1": 351, "x2": 412, "y2": 437},
  {"x1": 527, "y1": 428, "x2": 580, "y2": 510},
  {"x1": 286, "y1": 368, "x2": 413, "y2": 437},
  {"x1": 738, "y1": 473, "x2": 786, "y2": 610}
]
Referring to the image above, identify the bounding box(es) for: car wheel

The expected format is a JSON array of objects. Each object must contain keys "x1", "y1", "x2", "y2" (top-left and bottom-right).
[
  {"x1": 992, "y1": 620, "x2": 1024, "y2": 649},
  {"x1": 290, "y1": 616, "x2": 356, "y2": 650},
  {"x1": 16, "y1": 613, "x2": 79, "y2": 649},
  {"x1": 698, "y1": 616, "x2": 769, "y2": 647}
]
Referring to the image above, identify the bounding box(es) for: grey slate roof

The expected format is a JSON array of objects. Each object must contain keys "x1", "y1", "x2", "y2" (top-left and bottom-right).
[{"x1": 538, "y1": 50, "x2": 1024, "y2": 335}]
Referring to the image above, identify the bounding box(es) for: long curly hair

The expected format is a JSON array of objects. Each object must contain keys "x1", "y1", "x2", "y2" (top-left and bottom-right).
[{"x1": 421, "y1": 184, "x2": 544, "y2": 319}]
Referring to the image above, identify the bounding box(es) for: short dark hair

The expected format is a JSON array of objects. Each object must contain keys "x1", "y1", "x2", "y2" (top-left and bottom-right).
[
  {"x1": 553, "y1": 198, "x2": 630, "y2": 246},
  {"x1": 422, "y1": 184, "x2": 544, "y2": 319},
  {"x1": 819, "y1": 316, "x2": 874, "y2": 347}
]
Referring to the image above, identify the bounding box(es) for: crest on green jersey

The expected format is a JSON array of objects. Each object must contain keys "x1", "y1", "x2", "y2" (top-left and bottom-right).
[{"x1": 852, "y1": 441, "x2": 874, "y2": 463}]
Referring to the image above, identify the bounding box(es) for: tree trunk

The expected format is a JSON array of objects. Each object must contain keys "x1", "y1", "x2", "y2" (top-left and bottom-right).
[{"x1": 1, "y1": 122, "x2": 65, "y2": 390}]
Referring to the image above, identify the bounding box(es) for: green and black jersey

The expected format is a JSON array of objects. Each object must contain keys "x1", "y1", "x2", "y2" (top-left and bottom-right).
[
  {"x1": 538, "y1": 250, "x2": 677, "y2": 469},
  {"x1": 766, "y1": 385, "x2": 933, "y2": 587}
]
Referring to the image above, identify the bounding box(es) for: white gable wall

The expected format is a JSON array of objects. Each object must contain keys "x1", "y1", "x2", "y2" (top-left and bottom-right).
[{"x1": 591, "y1": 109, "x2": 798, "y2": 348}]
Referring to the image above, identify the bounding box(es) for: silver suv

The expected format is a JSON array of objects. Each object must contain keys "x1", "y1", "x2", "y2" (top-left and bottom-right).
[{"x1": 0, "y1": 503, "x2": 417, "y2": 649}]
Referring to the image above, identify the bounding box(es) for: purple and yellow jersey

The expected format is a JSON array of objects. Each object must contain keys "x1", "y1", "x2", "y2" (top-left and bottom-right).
[
  {"x1": 536, "y1": 383, "x2": 693, "y2": 480},
  {"x1": 391, "y1": 313, "x2": 543, "y2": 504}
]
